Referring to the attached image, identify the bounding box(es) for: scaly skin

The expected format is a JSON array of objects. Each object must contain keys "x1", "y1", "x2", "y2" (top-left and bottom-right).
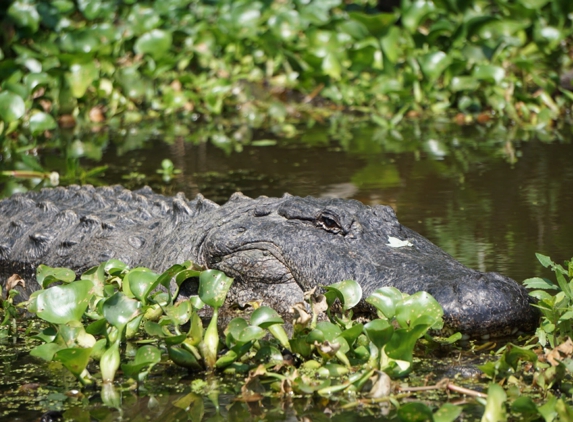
[{"x1": 0, "y1": 185, "x2": 539, "y2": 337}]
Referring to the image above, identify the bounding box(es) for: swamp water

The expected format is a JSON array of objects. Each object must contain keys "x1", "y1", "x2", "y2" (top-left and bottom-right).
[{"x1": 1, "y1": 121, "x2": 573, "y2": 421}]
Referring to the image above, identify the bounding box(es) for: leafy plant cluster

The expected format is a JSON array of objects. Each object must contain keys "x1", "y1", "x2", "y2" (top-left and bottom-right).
[
  {"x1": 525, "y1": 253, "x2": 573, "y2": 349},
  {"x1": 1, "y1": 0, "x2": 572, "y2": 142},
  {"x1": 6, "y1": 254, "x2": 573, "y2": 420},
  {"x1": 0, "y1": 258, "x2": 462, "y2": 415},
  {"x1": 464, "y1": 254, "x2": 573, "y2": 422}
]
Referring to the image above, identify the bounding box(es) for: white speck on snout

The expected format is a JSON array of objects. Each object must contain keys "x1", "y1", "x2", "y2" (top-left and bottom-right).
[{"x1": 387, "y1": 237, "x2": 413, "y2": 248}]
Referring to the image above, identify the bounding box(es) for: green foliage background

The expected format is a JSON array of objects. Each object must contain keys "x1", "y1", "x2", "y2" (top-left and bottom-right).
[{"x1": 1, "y1": 0, "x2": 572, "y2": 140}]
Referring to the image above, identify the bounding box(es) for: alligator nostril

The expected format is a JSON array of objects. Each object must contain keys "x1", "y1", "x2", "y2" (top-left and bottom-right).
[
  {"x1": 236, "y1": 227, "x2": 246, "y2": 234},
  {"x1": 465, "y1": 299, "x2": 474, "y2": 307}
]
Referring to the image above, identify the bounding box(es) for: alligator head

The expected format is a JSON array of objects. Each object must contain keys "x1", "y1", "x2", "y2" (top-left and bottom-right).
[
  {"x1": 0, "y1": 186, "x2": 538, "y2": 338},
  {"x1": 196, "y1": 193, "x2": 539, "y2": 338}
]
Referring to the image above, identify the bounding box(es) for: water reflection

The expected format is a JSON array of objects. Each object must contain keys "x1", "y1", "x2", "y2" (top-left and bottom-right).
[
  {"x1": 93, "y1": 122, "x2": 573, "y2": 284},
  {"x1": 2, "y1": 120, "x2": 572, "y2": 284}
]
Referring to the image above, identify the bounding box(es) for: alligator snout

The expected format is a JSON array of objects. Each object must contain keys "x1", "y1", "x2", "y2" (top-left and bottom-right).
[{"x1": 422, "y1": 271, "x2": 539, "y2": 338}]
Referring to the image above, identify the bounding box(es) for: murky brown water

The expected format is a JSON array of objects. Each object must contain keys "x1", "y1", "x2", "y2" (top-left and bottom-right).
[{"x1": 96, "y1": 121, "x2": 573, "y2": 284}]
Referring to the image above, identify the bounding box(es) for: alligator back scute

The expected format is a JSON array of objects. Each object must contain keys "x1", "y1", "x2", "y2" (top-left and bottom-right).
[{"x1": 0, "y1": 185, "x2": 202, "y2": 294}]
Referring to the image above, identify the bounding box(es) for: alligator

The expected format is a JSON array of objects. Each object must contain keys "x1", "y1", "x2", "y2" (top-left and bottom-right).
[{"x1": 0, "y1": 185, "x2": 538, "y2": 337}]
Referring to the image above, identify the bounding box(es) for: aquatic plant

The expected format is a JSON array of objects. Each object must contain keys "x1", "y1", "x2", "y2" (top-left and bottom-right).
[{"x1": 1, "y1": 0, "x2": 571, "y2": 144}]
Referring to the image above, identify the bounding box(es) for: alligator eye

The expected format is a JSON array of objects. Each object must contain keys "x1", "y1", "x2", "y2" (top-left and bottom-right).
[{"x1": 317, "y1": 214, "x2": 343, "y2": 234}]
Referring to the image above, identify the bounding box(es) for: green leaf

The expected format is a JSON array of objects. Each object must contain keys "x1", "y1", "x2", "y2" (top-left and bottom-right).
[
  {"x1": 165, "y1": 300, "x2": 193, "y2": 326},
  {"x1": 251, "y1": 140, "x2": 277, "y2": 147},
  {"x1": 250, "y1": 306, "x2": 284, "y2": 328},
  {"x1": 324, "y1": 279, "x2": 362, "y2": 311},
  {"x1": 381, "y1": 27, "x2": 401, "y2": 64},
  {"x1": 434, "y1": 403, "x2": 463, "y2": 422},
  {"x1": 395, "y1": 291, "x2": 444, "y2": 330},
  {"x1": 339, "y1": 323, "x2": 364, "y2": 345},
  {"x1": 315, "y1": 321, "x2": 342, "y2": 341},
  {"x1": 29, "y1": 112, "x2": 57, "y2": 135},
  {"x1": 348, "y1": 12, "x2": 397, "y2": 38},
  {"x1": 535, "y1": 253, "x2": 554, "y2": 268},
  {"x1": 36, "y1": 265, "x2": 76, "y2": 288},
  {"x1": 187, "y1": 311, "x2": 203, "y2": 347},
  {"x1": 555, "y1": 270, "x2": 573, "y2": 299},
  {"x1": 173, "y1": 393, "x2": 204, "y2": 421},
  {"x1": 363, "y1": 319, "x2": 394, "y2": 350},
  {"x1": 398, "y1": 402, "x2": 434, "y2": 422},
  {"x1": 254, "y1": 345, "x2": 283, "y2": 365},
  {"x1": 472, "y1": 65, "x2": 505, "y2": 84},
  {"x1": 103, "y1": 292, "x2": 142, "y2": 330},
  {"x1": 168, "y1": 345, "x2": 202, "y2": 370},
  {"x1": 216, "y1": 349, "x2": 239, "y2": 368},
  {"x1": 144, "y1": 321, "x2": 166, "y2": 337},
  {"x1": 226, "y1": 317, "x2": 249, "y2": 345},
  {"x1": 511, "y1": 396, "x2": 539, "y2": 416},
  {"x1": 77, "y1": 0, "x2": 105, "y2": 19},
  {"x1": 386, "y1": 325, "x2": 431, "y2": 369},
  {"x1": 35, "y1": 280, "x2": 93, "y2": 324},
  {"x1": 402, "y1": 1, "x2": 435, "y2": 34},
  {"x1": 0, "y1": 91, "x2": 26, "y2": 123},
  {"x1": 30, "y1": 343, "x2": 64, "y2": 361},
  {"x1": 104, "y1": 259, "x2": 129, "y2": 275},
  {"x1": 59, "y1": 30, "x2": 100, "y2": 54},
  {"x1": 322, "y1": 53, "x2": 342, "y2": 80},
  {"x1": 418, "y1": 51, "x2": 450, "y2": 83},
  {"x1": 125, "y1": 268, "x2": 159, "y2": 305},
  {"x1": 68, "y1": 61, "x2": 98, "y2": 98},
  {"x1": 299, "y1": 0, "x2": 340, "y2": 25},
  {"x1": 451, "y1": 76, "x2": 480, "y2": 92},
  {"x1": 268, "y1": 10, "x2": 301, "y2": 42},
  {"x1": 236, "y1": 325, "x2": 265, "y2": 344},
  {"x1": 366, "y1": 287, "x2": 403, "y2": 319},
  {"x1": 23, "y1": 72, "x2": 51, "y2": 91},
  {"x1": 121, "y1": 345, "x2": 162, "y2": 380},
  {"x1": 54, "y1": 347, "x2": 93, "y2": 378},
  {"x1": 519, "y1": 0, "x2": 550, "y2": 9},
  {"x1": 504, "y1": 344, "x2": 538, "y2": 370},
  {"x1": 556, "y1": 399, "x2": 573, "y2": 421},
  {"x1": 229, "y1": 2, "x2": 261, "y2": 38},
  {"x1": 32, "y1": 327, "x2": 57, "y2": 343},
  {"x1": 4, "y1": 82, "x2": 29, "y2": 100},
  {"x1": 523, "y1": 277, "x2": 558, "y2": 290},
  {"x1": 8, "y1": 1, "x2": 40, "y2": 32},
  {"x1": 134, "y1": 29, "x2": 173, "y2": 60},
  {"x1": 337, "y1": 20, "x2": 369, "y2": 40},
  {"x1": 198, "y1": 270, "x2": 233, "y2": 309},
  {"x1": 127, "y1": 5, "x2": 162, "y2": 35},
  {"x1": 482, "y1": 384, "x2": 507, "y2": 422},
  {"x1": 155, "y1": 263, "x2": 188, "y2": 291},
  {"x1": 100, "y1": 340, "x2": 120, "y2": 382},
  {"x1": 86, "y1": 318, "x2": 107, "y2": 336}
]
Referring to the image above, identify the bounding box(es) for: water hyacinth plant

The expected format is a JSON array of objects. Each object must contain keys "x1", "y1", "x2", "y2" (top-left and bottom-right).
[
  {"x1": 1, "y1": 0, "x2": 572, "y2": 146},
  {"x1": 23, "y1": 260, "x2": 446, "y2": 393},
  {"x1": 26, "y1": 260, "x2": 234, "y2": 385},
  {"x1": 8, "y1": 254, "x2": 573, "y2": 419}
]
